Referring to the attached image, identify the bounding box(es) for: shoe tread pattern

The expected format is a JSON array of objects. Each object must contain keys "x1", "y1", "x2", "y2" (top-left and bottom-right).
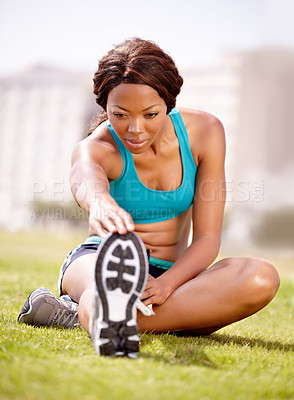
[
  {"x1": 94, "y1": 232, "x2": 148, "y2": 357},
  {"x1": 106, "y1": 247, "x2": 136, "y2": 293}
]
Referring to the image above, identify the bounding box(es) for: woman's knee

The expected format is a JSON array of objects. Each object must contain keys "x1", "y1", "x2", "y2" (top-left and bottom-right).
[
  {"x1": 62, "y1": 253, "x2": 97, "y2": 302},
  {"x1": 240, "y1": 257, "x2": 280, "y2": 306}
]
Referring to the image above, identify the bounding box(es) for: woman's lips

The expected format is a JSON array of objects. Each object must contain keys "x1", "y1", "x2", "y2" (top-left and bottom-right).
[{"x1": 125, "y1": 139, "x2": 148, "y2": 149}]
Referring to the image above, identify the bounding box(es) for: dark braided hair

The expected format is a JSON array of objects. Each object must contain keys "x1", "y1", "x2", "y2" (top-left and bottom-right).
[{"x1": 88, "y1": 38, "x2": 183, "y2": 134}]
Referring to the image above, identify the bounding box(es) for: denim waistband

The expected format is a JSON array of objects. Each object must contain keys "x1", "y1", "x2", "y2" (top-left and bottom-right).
[{"x1": 84, "y1": 235, "x2": 174, "y2": 270}]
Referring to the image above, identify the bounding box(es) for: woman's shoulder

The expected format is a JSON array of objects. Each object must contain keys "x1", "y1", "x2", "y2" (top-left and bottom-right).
[
  {"x1": 176, "y1": 107, "x2": 225, "y2": 161},
  {"x1": 71, "y1": 121, "x2": 122, "y2": 176},
  {"x1": 74, "y1": 121, "x2": 118, "y2": 156},
  {"x1": 88, "y1": 120, "x2": 117, "y2": 145},
  {"x1": 176, "y1": 107, "x2": 224, "y2": 133}
]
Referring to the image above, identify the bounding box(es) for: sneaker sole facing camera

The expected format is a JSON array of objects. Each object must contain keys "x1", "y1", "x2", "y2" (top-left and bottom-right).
[{"x1": 90, "y1": 231, "x2": 149, "y2": 358}]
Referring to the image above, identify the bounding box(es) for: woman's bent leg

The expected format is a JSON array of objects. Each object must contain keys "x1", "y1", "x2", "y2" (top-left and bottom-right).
[
  {"x1": 62, "y1": 255, "x2": 280, "y2": 335},
  {"x1": 138, "y1": 257, "x2": 280, "y2": 334}
]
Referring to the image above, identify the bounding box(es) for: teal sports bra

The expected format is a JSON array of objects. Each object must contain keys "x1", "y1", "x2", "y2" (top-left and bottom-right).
[{"x1": 108, "y1": 108, "x2": 197, "y2": 224}]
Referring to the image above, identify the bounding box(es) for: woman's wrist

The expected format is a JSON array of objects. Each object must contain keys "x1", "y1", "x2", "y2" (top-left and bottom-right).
[{"x1": 156, "y1": 274, "x2": 175, "y2": 300}]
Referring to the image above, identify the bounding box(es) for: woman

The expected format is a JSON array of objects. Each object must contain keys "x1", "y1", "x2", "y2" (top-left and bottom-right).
[{"x1": 18, "y1": 38, "x2": 280, "y2": 358}]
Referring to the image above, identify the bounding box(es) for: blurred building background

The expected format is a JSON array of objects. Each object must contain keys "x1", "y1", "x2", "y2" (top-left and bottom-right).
[
  {"x1": 178, "y1": 47, "x2": 294, "y2": 252},
  {"x1": 0, "y1": 67, "x2": 94, "y2": 231},
  {"x1": 0, "y1": 47, "x2": 293, "y2": 252}
]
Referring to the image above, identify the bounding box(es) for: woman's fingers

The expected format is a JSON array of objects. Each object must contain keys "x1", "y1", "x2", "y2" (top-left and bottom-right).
[
  {"x1": 121, "y1": 211, "x2": 135, "y2": 231},
  {"x1": 109, "y1": 209, "x2": 134, "y2": 233},
  {"x1": 141, "y1": 275, "x2": 169, "y2": 306},
  {"x1": 109, "y1": 214, "x2": 128, "y2": 234},
  {"x1": 141, "y1": 278, "x2": 160, "y2": 304},
  {"x1": 141, "y1": 287, "x2": 154, "y2": 300},
  {"x1": 143, "y1": 295, "x2": 157, "y2": 307},
  {"x1": 89, "y1": 219, "x2": 109, "y2": 238},
  {"x1": 89, "y1": 202, "x2": 135, "y2": 236}
]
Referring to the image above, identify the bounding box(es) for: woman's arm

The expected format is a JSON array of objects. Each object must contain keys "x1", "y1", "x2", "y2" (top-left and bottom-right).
[
  {"x1": 70, "y1": 136, "x2": 135, "y2": 237},
  {"x1": 142, "y1": 114, "x2": 226, "y2": 305}
]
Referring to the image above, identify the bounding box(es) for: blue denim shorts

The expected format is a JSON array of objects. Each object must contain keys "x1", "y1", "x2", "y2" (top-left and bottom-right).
[{"x1": 58, "y1": 235, "x2": 174, "y2": 296}]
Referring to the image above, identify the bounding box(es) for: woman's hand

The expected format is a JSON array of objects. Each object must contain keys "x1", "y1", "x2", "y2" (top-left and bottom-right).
[
  {"x1": 141, "y1": 274, "x2": 170, "y2": 306},
  {"x1": 88, "y1": 197, "x2": 135, "y2": 238}
]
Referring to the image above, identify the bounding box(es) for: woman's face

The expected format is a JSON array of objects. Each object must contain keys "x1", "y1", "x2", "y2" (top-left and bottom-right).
[{"x1": 106, "y1": 83, "x2": 167, "y2": 154}]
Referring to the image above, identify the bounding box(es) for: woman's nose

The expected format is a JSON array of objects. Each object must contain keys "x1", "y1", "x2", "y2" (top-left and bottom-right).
[{"x1": 128, "y1": 118, "x2": 144, "y2": 134}]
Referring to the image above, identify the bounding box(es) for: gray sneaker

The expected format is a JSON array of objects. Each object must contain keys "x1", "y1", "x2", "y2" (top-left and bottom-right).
[{"x1": 18, "y1": 287, "x2": 80, "y2": 328}]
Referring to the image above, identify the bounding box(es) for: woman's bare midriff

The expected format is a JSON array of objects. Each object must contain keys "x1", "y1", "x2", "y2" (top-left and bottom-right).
[{"x1": 134, "y1": 208, "x2": 192, "y2": 261}]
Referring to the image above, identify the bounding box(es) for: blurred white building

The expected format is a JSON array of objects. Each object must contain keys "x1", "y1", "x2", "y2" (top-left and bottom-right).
[
  {"x1": 178, "y1": 52, "x2": 243, "y2": 186},
  {"x1": 177, "y1": 48, "x2": 294, "y2": 250},
  {"x1": 229, "y1": 48, "x2": 294, "y2": 250},
  {"x1": 0, "y1": 66, "x2": 95, "y2": 230}
]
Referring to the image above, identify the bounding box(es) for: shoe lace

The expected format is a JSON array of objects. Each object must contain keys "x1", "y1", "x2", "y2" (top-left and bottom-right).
[
  {"x1": 51, "y1": 309, "x2": 79, "y2": 328},
  {"x1": 136, "y1": 300, "x2": 154, "y2": 316}
]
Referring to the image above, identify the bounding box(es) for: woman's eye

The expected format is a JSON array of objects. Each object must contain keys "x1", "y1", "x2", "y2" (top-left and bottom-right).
[
  {"x1": 114, "y1": 113, "x2": 126, "y2": 118},
  {"x1": 145, "y1": 113, "x2": 158, "y2": 118}
]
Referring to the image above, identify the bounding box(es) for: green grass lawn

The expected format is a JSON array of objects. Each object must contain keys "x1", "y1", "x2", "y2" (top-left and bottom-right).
[{"x1": 0, "y1": 230, "x2": 293, "y2": 400}]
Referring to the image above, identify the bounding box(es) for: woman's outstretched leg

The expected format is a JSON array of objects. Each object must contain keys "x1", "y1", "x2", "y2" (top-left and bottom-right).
[{"x1": 62, "y1": 253, "x2": 97, "y2": 332}]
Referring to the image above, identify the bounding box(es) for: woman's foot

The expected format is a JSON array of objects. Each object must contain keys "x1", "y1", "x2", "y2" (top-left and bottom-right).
[
  {"x1": 18, "y1": 288, "x2": 80, "y2": 328},
  {"x1": 89, "y1": 232, "x2": 149, "y2": 358}
]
